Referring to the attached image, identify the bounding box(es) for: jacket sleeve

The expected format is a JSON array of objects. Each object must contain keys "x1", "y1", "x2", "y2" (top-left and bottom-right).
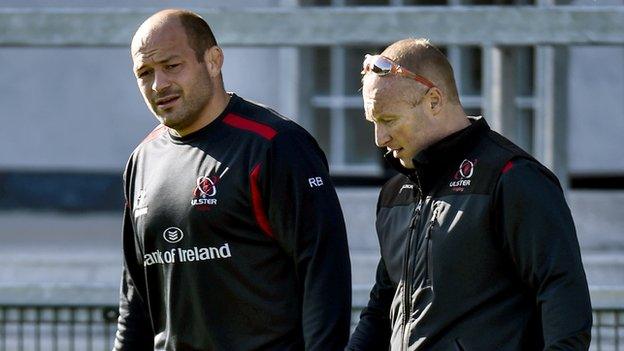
[
  {"x1": 347, "y1": 258, "x2": 395, "y2": 350},
  {"x1": 257, "y1": 128, "x2": 352, "y2": 351},
  {"x1": 113, "y1": 164, "x2": 154, "y2": 350},
  {"x1": 494, "y1": 158, "x2": 592, "y2": 350}
]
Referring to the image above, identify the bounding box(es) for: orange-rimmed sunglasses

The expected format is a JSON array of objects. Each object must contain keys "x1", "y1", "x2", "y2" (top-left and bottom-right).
[{"x1": 361, "y1": 54, "x2": 436, "y2": 89}]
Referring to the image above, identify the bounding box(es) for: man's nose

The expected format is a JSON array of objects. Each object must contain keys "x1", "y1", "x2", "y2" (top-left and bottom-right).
[
  {"x1": 375, "y1": 123, "x2": 391, "y2": 147},
  {"x1": 152, "y1": 70, "x2": 171, "y2": 93}
]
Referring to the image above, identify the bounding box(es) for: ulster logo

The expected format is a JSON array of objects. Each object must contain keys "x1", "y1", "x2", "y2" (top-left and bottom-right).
[
  {"x1": 191, "y1": 167, "x2": 229, "y2": 210},
  {"x1": 449, "y1": 159, "x2": 477, "y2": 192},
  {"x1": 163, "y1": 227, "x2": 184, "y2": 243},
  {"x1": 194, "y1": 176, "x2": 218, "y2": 197},
  {"x1": 458, "y1": 159, "x2": 475, "y2": 179}
]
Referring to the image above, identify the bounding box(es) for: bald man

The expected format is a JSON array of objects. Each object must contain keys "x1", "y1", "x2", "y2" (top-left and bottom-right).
[
  {"x1": 114, "y1": 9, "x2": 351, "y2": 350},
  {"x1": 348, "y1": 39, "x2": 592, "y2": 350}
]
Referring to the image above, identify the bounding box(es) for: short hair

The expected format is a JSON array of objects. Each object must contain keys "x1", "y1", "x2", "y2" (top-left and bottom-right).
[
  {"x1": 382, "y1": 38, "x2": 460, "y2": 104},
  {"x1": 178, "y1": 11, "x2": 218, "y2": 62}
]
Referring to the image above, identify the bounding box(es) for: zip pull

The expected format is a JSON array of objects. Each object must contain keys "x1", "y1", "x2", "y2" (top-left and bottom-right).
[
  {"x1": 409, "y1": 216, "x2": 417, "y2": 229},
  {"x1": 425, "y1": 224, "x2": 433, "y2": 239},
  {"x1": 426, "y1": 204, "x2": 442, "y2": 238},
  {"x1": 430, "y1": 203, "x2": 442, "y2": 224},
  {"x1": 409, "y1": 201, "x2": 423, "y2": 229}
]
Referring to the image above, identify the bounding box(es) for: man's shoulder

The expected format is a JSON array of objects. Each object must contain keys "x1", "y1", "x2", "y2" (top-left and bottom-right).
[
  {"x1": 228, "y1": 95, "x2": 308, "y2": 141},
  {"x1": 480, "y1": 129, "x2": 533, "y2": 162},
  {"x1": 480, "y1": 130, "x2": 559, "y2": 178},
  {"x1": 140, "y1": 124, "x2": 168, "y2": 144},
  {"x1": 498, "y1": 157, "x2": 561, "y2": 191},
  {"x1": 128, "y1": 124, "x2": 168, "y2": 157},
  {"x1": 222, "y1": 97, "x2": 319, "y2": 154}
]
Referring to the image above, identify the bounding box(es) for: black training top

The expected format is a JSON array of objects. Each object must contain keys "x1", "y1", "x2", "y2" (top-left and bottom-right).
[
  {"x1": 114, "y1": 94, "x2": 352, "y2": 351},
  {"x1": 348, "y1": 117, "x2": 591, "y2": 350}
]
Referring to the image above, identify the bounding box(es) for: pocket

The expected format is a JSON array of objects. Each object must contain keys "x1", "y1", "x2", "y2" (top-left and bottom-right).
[
  {"x1": 425, "y1": 227, "x2": 434, "y2": 287},
  {"x1": 424, "y1": 204, "x2": 442, "y2": 287}
]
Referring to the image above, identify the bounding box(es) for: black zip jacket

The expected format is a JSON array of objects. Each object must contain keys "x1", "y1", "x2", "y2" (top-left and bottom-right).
[
  {"x1": 348, "y1": 117, "x2": 592, "y2": 350},
  {"x1": 114, "y1": 94, "x2": 352, "y2": 351}
]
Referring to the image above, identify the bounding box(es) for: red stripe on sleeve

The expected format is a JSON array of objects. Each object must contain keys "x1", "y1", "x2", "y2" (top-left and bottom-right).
[
  {"x1": 224, "y1": 113, "x2": 277, "y2": 140},
  {"x1": 502, "y1": 161, "x2": 514, "y2": 174},
  {"x1": 250, "y1": 163, "x2": 275, "y2": 239}
]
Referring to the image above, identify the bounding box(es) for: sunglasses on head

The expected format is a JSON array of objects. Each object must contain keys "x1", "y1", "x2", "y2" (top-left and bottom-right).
[{"x1": 361, "y1": 54, "x2": 436, "y2": 89}]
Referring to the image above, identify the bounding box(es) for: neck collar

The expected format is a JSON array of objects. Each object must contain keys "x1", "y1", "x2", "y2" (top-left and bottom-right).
[{"x1": 385, "y1": 116, "x2": 489, "y2": 187}]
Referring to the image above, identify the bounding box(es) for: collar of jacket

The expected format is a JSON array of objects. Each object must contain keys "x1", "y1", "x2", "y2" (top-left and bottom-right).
[{"x1": 384, "y1": 116, "x2": 490, "y2": 192}]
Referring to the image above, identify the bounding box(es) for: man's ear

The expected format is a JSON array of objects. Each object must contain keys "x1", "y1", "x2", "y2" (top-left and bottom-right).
[
  {"x1": 427, "y1": 87, "x2": 444, "y2": 115},
  {"x1": 203, "y1": 46, "x2": 224, "y2": 78}
]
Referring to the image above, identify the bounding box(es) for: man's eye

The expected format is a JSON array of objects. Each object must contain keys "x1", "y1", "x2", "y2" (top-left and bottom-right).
[
  {"x1": 137, "y1": 70, "x2": 152, "y2": 79},
  {"x1": 166, "y1": 64, "x2": 180, "y2": 70}
]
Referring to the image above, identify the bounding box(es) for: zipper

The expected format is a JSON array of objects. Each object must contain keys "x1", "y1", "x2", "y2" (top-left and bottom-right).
[
  {"x1": 424, "y1": 204, "x2": 441, "y2": 287},
  {"x1": 402, "y1": 177, "x2": 422, "y2": 351},
  {"x1": 402, "y1": 199, "x2": 421, "y2": 350}
]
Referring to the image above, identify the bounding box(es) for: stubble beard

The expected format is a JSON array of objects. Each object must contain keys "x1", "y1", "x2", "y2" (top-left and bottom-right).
[{"x1": 151, "y1": 75, "x2": 214, "y2": 132}]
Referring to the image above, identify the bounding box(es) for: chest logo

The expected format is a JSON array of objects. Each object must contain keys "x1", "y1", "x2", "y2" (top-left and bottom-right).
[
  {"x1": 163, "y1": 227, "x2": 184, "y2": 244},
  {"x1": 191, "y1": 167, "x2": 229, "y2": 211},
  {"x1": 399, "y1": 184, "x2": 414, "y2": 193},
  {"x1": 134, "y1": 189, "x2": 148, "y2": 218},
  {"x1": 449, "y1": 159, "x2": 477, "y2": 192}
]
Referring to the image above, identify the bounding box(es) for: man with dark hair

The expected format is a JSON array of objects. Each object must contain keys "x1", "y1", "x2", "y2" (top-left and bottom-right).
[
  {"x1": 177, "y1": 11, "x2": 218, "y2": 61},
  {"x1": 348, "y1": 38, "x2": 592, "y2": 350},
  {"x1": 114, "y1": 9, "x2": 351, "y2": 350}
]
